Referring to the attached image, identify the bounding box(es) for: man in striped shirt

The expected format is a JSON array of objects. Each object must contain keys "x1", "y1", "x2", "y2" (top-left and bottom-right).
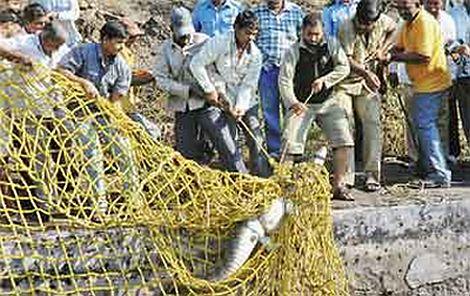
[{"x1": 252, "y1": 0, "x2": 304, "y2": 159}]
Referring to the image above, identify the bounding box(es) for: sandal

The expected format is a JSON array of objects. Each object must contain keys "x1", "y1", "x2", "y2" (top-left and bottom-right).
[
  {"x1": 332, "y1": 186, "x2": 354, "y2": 201},
  {"x1": 365, "y1": 174, "x2": 381, "y2": 192}
]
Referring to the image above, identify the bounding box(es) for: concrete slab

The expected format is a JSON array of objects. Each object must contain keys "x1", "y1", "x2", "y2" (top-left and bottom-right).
[{"x1": 333, "y1": 160, "x2": 470, "y2": 295}]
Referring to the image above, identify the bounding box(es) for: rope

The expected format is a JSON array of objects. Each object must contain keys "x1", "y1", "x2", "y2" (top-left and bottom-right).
[{"x1": 0, "y1": 62, "x2": 348, "y2": 295}]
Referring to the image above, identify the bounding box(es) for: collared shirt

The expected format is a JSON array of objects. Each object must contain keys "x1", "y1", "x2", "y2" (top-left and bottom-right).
[
  {"x1": 59, "y1": 42, "x2": 132, "y2": 98},
  {"x1": 450, "y1": 4, "x2": 470, "y2": 80},
  {"x1": 338, "y1": 13, "x2": 396, "y2": 95},
  {"x1": 252, "y1": 1, "x2": 304, "y2": 67},
  {"x1": 450, "y1": 4, "x2": 470, "y2": 44},
  {"x1": 192, "y1": 0, "x2": 243, "y2": 37},
  {"x1": 436, "y1": 10, "x2": 456, "y2": 44},
  {"x1": 279, "y1": 38, "x2": 350, "y2": 109},
  {"x1": 434, "y1": 11, "x2": 457, "y2": 80},
  {"x1": 396, "y1": 9, "x2": 452, "y2": 93},
  {"x1": 29, "y1": 0, "x2": 82, "y2": 46},
  {"x1": 190, "y1": 32, "x2": 262, "y2": 111},
  {"x1": 322, "y1": 0, "x2": 358, "y2": 38},
  {"x1": 152, "y1": 33, "x2": 210, "y2": 112}
]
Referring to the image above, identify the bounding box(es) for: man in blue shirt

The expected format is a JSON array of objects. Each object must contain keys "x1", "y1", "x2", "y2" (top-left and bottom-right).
[
  {"x1": 252, "y1": 0, "x2": 304, "y2": 158},
  {"x1": 192, "y1": 0, "x2": 243, "y2": 37},
  {"x1": 58, "y1": 21, "x2": 138, "y2": 204},
  {"x1": 450, "y1": 0, "x2": 469, "y2": 45},
  {"x1": 322, "y1": 0, "x2": 359, "y2": 38}
]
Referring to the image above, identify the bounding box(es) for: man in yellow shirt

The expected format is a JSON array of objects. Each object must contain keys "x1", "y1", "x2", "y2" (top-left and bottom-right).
[{"x1": 387, "y1": 0, "x2": 452, "y2": 187}]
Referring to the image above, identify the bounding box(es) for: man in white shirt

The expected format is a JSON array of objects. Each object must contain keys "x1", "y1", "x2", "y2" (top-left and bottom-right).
[
  {"x1": 5, "y1": 21, "x2": 70, "y2": 116},
  {"x1": 190, "y1": 10, "x2": 270, "y2": 177},
  {"x1": 425, "y1": 0, "x2": 457, "y2": 44},
  {"x1": 29, "y1": 0, "x2": 82, "y2": 47},
  {"x1": 153, "y1": 6, "x2": 247, "y2": 173},
  {"x1": 1, "y1": 22, "x2": 108, "y2": 217},
  {"x1": 7, "y1": 24, "x2": 70, "y2": 68}
]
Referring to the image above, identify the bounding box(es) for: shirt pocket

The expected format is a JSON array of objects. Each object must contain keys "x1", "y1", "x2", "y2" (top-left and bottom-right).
[
  {"x1": 201, "y1": 20, "x2": 216, "y2": 35},
  {"x1": 220, "y1": 11, "x2": 236, "y2": 32},
  {"x1": 86, "y1": 70, "x2": 101, "y2": 87},
  {"x1": 101, "y1": 71, "x2": 117, "y2": 96},
  {"x1": 282, "y1": 20, "x2": 299, "y2": 44},
  {"x1": 216, "y1": 53, "x2": 233, "y2": 79}
]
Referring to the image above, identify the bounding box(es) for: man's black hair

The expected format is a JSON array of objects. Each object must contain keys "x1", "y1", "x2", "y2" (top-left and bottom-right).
[
  {"x1": 234, "y1": 10, "x2": 259, "y2": 30},
  {"x1": 0, "y1": 9, "x2": 20, "y2": 24},
  {"x1": 356, "y1": 0, "x2": 382, "y2": 22},
  {"x1": 302, "y1": 12, "x2": 323, "y2": 29},
  {"x1": 100, "y1": 20, "x2": 128, "y2": 40},
  {"x1": 22, "y1": 3, "x2": 47, "y2": 24},
  {"x1": 41, "y1": 21, "x2": 67, "y2": 44}
]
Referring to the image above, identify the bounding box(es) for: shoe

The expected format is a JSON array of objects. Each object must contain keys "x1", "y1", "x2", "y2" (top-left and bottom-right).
[
  {"x1": 332, "y1": 186, "x2": 354, "y2": 201},
  {"x1": 90, "y1": 196, "x2": 108, "y2": 223},
  {"x1": 408, "y1": 179, "x2": 451, "y2": 189},
  {"x1": 447, "y1": 155, "x2": 458, "y2": 166}
]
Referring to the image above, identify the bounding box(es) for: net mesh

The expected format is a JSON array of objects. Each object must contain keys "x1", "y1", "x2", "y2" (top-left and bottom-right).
[{"x1": 0, "y1": 62, "x2": 348, "y2": 295}]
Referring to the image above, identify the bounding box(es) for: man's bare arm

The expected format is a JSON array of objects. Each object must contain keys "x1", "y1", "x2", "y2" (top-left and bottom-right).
[
  {"x1": 390, "y1": 47, "x2": 430, "y2": 64},
  {"x1": 0, "y1": 45, "x2": 33, "y2": 66},
  {"x1": 56, "y1": 68, "x2": 100, "y2": 98}
]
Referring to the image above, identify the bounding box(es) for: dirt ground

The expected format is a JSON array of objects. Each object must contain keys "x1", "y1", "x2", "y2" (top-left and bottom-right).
[{"x1": 333, "y1": 159, "x2": 470, "y2": 210}]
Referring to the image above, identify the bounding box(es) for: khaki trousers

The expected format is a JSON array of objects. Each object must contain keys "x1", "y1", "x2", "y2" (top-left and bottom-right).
[{"x1": 336, "y1": 89, "x2": 382, "y2": 184}]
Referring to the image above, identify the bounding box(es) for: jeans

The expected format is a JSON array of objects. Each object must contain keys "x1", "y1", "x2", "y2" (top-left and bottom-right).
[
  {"x1": 259, "y1": 66, "x2": 282, "y2": 157},
  {"x1": 228, "y1": 106, "x2": 271, "y2": 178},
  {"x1": 175, "y1": 106, "x2": 247, "y2": 173},
  {"x1": 128, "y1": 112, "x2": 162, "y2": 141},
  {"x1": 411, "y1": 90, "x2": 451, "y2": 183}
]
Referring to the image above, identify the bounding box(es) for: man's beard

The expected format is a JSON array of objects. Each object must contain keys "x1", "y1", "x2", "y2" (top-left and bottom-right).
[
  {"x1": 399, "y1": 10, "x2": 415, "y2": 21},
  {"x1": 304, "y1": 40, "x2": 322, "y2": 48}
]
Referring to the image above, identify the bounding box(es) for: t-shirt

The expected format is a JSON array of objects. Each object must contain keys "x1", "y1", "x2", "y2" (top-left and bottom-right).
[{"x1": 396, "y1": 9, "x2": 452, "y2": 93}]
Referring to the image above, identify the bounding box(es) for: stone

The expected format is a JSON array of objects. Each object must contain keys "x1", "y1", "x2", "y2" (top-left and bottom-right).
[{"x1": 405, "y1": 253, "x2": 449, "y2": 289}]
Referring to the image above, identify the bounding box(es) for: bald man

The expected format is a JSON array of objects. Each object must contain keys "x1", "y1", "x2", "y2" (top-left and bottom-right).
[{"x1": 385, "y1": 0, "x2": 452, "y2": 188}]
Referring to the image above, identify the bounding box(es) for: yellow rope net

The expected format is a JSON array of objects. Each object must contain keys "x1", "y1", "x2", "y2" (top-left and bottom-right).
[{"x1": 0, "y1": 62, "x2": 348, "y2": 295}]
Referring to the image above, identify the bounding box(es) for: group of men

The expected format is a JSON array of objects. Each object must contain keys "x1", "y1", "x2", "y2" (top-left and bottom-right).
[{"x1": 0, "y1": 0, "x2": 469, "y2": 205}]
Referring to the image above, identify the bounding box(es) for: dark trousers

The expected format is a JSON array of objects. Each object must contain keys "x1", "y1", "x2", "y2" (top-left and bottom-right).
[
  {"x1": 449, "y1": 84, "x2": 461, "y2": 158},
  {"x1": 175, "y1": 106, "x2": 247, "y2": 173},
  {"x1": 228, "y1": 106, "x2": 271, "y2": 178},
  {"x1": 456, "y1": 78, "x2": 470, "y2": 146}
]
